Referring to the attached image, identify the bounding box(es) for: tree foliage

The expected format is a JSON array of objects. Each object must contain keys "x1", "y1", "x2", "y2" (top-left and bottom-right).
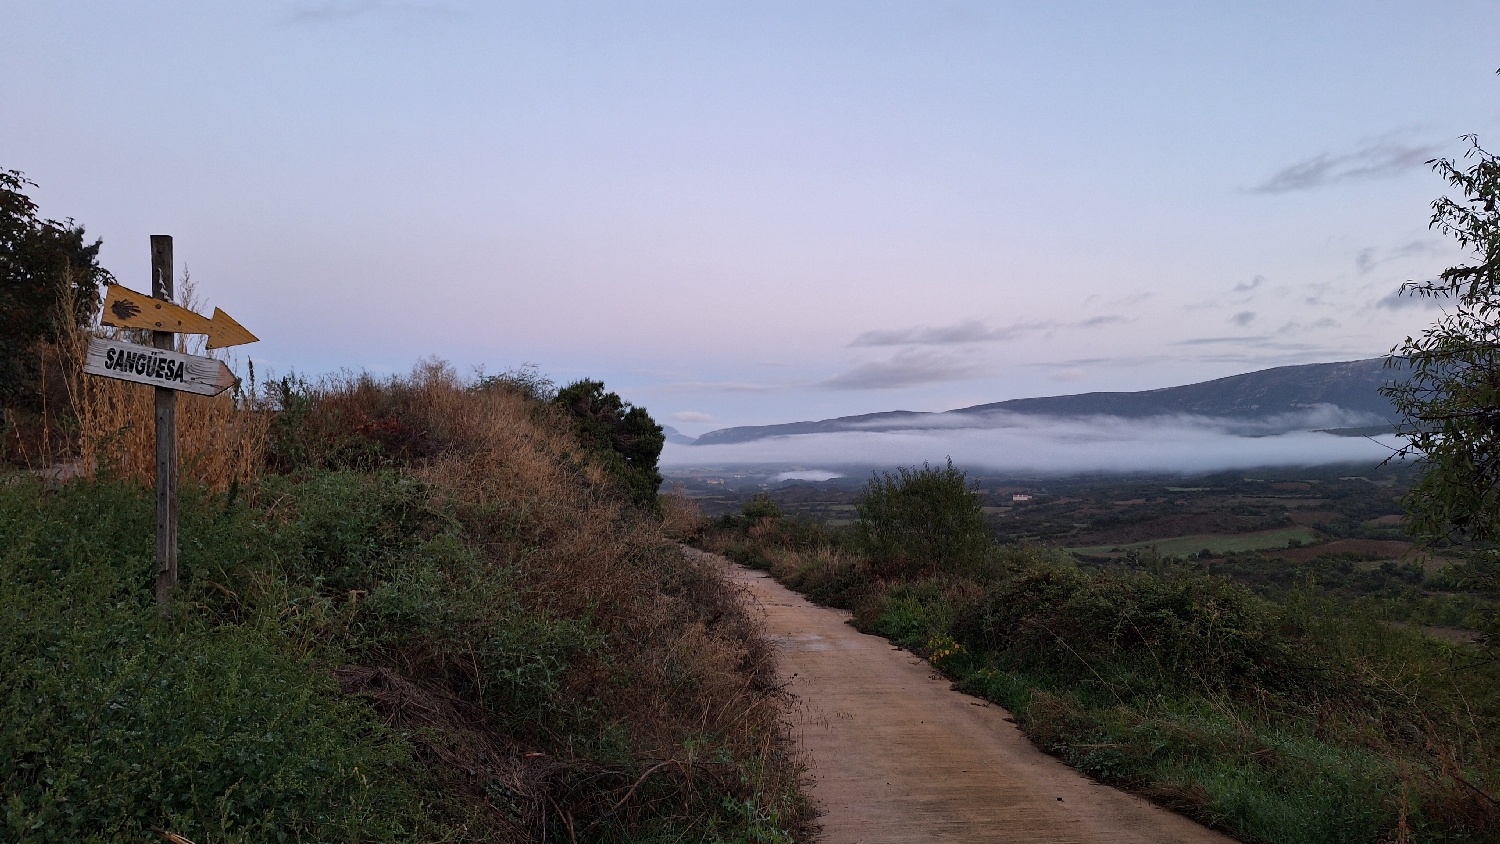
[
  {"x1": 742, "y1": 492, "x2": 782, "y2": 522},
  {"x1": 1383, "y1": 138, "x2": 1500, "y2": 544},
  {"x1": 553, "y1": 379, "x2": 665, "y2": 507},
  {"x1": 0, "y1": 169, "x2": 114, "y2": 405},
  {"x1": 854, "y1": 459, "x2": 989, "y2": 575}
]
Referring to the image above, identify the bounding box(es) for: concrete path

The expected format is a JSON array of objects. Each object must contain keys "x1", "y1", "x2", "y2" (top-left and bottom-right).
[{"x1": 697, "y1": 551, "x2": 1237, "y2": 844}]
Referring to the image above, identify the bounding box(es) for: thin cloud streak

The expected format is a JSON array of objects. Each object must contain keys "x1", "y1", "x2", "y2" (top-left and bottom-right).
[
  {"x1": 851, "y1": 316, "x2": 1127, "y2": 347},
  {"x1": 1176, "y1": 336, "x2": 1273, "y2": 346},
  {"x1": 655, "y1": 380, "x2": 788, "y2": 394},
  {"x1": 817, "y1": 349, "x2": 989, "y2": 390},
  {"x1": 1250, "y1": 137, "x2": 1439, "y2": 194},
  {"x1": 1358, "y1": 240, "x2": 1442, "y2": 275},
  {"x1": 1377, "y1": 285, "x2": 1451, "y2": 310}
]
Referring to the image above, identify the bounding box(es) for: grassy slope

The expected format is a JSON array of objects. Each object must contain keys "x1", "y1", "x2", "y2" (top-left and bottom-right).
[
  {"x1": 0, "y1": 369, "x2": 805, "y2": 843},
  {"x1": 700, "y1": 517, "x2": 1500, "y2": 844}
]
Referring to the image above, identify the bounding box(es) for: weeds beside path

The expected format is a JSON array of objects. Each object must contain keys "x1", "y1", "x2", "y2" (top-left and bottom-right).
[
  {"x1": 698, "y1": 469, "x2": 1500, "y2": 844},
  {"x1": 689, "y1": 547, "x2": 1235, "y2": 844}
]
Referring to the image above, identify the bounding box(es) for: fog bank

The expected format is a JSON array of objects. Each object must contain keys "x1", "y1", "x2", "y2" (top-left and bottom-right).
[{"x1": 660, "y1": 414, "x2": 1401, "y2": 475}]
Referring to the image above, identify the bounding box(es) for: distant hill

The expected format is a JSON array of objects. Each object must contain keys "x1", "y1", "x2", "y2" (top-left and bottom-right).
[
  {"x1": 693, "y1": 358, "x2": 1402, "y2": 446},
  {"x1": 660, "y1": 425, "x2": 698, "y2": 445}
]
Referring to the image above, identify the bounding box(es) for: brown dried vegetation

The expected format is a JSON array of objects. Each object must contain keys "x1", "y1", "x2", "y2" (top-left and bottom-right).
[
  {"x1": 265, "y1": 364, "x2": 806, "y2": 839},
  {"x1": 4, "y1": 306, "x2": 805, "y2": 840},
  {"x1": 3, "y1": 280, "x2": 268, "y2": 493}
]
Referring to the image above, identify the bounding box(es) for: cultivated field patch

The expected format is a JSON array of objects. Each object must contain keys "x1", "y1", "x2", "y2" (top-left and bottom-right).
[{"x1": 1069, "y1": 526, "x2": 1320, "y2": 558}]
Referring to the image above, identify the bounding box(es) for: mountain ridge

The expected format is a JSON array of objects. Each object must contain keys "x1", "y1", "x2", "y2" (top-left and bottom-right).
[{"x1": 691, "y1": 358, "x2": 1401, "y2": 446}]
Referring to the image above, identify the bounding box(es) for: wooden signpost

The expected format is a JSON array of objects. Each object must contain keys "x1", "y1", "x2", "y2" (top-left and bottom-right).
[
  {"x1": 84, "y1": 236, "x2": 259, "y2": 612},
  {"x1": 82, "y1": 338, "x2": 239, "y2": 396}
]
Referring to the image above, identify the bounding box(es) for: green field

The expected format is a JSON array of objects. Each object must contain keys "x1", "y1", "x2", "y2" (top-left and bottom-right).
[{"x1": 1068, "y1": 526, "x2": 1320, "y2": 558}]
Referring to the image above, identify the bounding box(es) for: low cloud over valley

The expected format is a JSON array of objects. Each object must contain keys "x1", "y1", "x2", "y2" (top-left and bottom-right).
[{"x1": 662, "y1": 409, "x2": 1399, "y2": 476}]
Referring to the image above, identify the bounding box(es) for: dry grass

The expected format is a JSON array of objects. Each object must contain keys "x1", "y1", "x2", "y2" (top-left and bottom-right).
[
  {"x1": 7, "y1": 278, "x2": 268, "y2": 494},
  {"x1": 343, "y1": 365, "x2": 786, "y2": 748},
  {"x1": 270, "y1": 362, "x2": 808, "y2": 837},
  {"x1": 3, "y1": 282, "x2": 806, "y2": 837},
  {"x1": 660, "y1": 484, "x2": 707, "y2": 542}
]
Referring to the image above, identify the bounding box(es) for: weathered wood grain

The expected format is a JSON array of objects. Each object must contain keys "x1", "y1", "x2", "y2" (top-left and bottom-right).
[
  {"x1": 100, "y1": 284, "x2": 260, "y2": 349},
  {"x1": 102, "y1": 283, "x2": 213, "y2": 334},
  {"x1": 83, "y1": 337, "x2": 237, "y2": 397},
  {"x1": 151, "y1": 235, "x2": 178, "y2": 613}
]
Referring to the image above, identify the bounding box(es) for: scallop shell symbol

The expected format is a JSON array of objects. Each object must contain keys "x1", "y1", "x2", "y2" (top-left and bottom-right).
[{"x1": 111, "y1": 297, "x2": 141, "y2": 321}]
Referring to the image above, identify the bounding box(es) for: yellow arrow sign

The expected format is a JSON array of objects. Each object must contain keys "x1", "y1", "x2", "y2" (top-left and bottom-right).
[{"x1": 100, "y1": 285, "x2": 259, "y2": 349}]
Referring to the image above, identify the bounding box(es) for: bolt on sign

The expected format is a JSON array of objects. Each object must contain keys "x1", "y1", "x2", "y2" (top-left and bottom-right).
[{"x1": 83, "y1": 237, "x2": 259, "y2": 612}]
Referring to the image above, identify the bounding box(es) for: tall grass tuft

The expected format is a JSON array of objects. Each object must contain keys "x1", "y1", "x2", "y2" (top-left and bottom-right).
[{"x1": 15, "y1": 274, "x2": 269, "y2": 493}]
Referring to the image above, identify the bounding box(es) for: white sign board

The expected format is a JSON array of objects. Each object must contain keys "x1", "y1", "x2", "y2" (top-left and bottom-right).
[{"x1": 83, "y1": 337, "x2": 237, "y2": 397}]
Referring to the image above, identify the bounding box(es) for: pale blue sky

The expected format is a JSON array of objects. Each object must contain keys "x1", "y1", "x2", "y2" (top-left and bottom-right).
[{"x1": 5, "y1": 1, "x2": 1498, "y2": 433}]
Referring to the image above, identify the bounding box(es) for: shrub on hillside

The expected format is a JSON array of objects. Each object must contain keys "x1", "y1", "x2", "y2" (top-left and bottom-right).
[
  {"x1": 697, "y1": 507, "x2": 1500, "y2": 843},
  {"x1": 743, "y1": 492, "x2": 782, "y2": 522},
  {"x1": 552, "y1": 378, "x2": 665, "y2": 508},
  {"x1": 853, "y1": 459, "x2": 989, "y2": 577},
  {"x1": 3, "y1": 359, "x2": 807, "y2": 843},
  {"x1": 945, "y1": 559, "x2": 1310, "y2": 700}
]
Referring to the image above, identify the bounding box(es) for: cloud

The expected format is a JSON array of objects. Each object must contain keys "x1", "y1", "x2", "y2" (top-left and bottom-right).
[
  {"x1": 1377, "y1": 285, "x2": 1451, "y2": 310},
  {"x1": 773, "y1": 470, "x2": 843, "y2": 482},
  {"x1": 1233, "y1": 275, "x2": 1266, "y2": 293},
  {"x1": 670, "y1": 411, "x2": 717, "y2": 422},
  {"x1": 1175, "y1": 336, "x2": 1272, "y2": 346},
  {"x1": 1231, "y1": 311, "x2": 1256, "y2": 326},
  {"x1": 1077, "y1": 315, "x2": 1127, "y2": 328},
  {"x1": 1031, "y1": 355, "x2": 1169, "y2": 369},
  {"x1": 817, "y1": 349, "x2": 989, "y2": 390},
  {"x1": 850, "y1": 319, "x2": 1045, "y2": 346},
  {"x1": 851, "y1": 316, "x2": 1125, "y2": 347},
  {"x1": 286, "y1": 0, "x2": 454, "y2": 23},
  {"x1": 1049, "y1": 368, "x2": 1088, "y2": 382},
  {"x1": 657, "y1": 381, "x2": 786, "y2": 393},
  {"x1": 1186, "y1": 320, "x2": 1342, "y2": 352},
  {"x1": 660, "y1": 412, "x2": 1401, "y2": 475},
  {"x1": 1250, "y1": 138, "x2": 1440, "y2": 194},
  {"x1": 1358, "y1": 240, "x2": 1444, "y2": 275}
]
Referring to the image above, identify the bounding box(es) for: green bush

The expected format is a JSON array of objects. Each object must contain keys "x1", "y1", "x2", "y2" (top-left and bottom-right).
[
  {"x1": 554, "y1": 379, "x2": 665, "y2": 508},
  {"x1": 951, "y1": 561, "x2": 1313, "y2": 700},
  {"x1": 853, "y1": 459, "x2": 988, "y2": 577},
  {"x1": 742, "y1": 492, "x2": 781, "y2": 522},
  {"x1": 700, "y1": 511, "x2": 1500, "y2": 843}
]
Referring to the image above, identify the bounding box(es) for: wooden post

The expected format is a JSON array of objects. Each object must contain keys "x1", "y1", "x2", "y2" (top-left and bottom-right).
[{"x1": 151, "y1": 235, "x2": 178, "y2": 612}]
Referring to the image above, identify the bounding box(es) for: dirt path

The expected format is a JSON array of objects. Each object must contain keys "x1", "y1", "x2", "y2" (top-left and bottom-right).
[{"x1": 696, "y1": 551, "x2": 1237, "y2": 844}]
